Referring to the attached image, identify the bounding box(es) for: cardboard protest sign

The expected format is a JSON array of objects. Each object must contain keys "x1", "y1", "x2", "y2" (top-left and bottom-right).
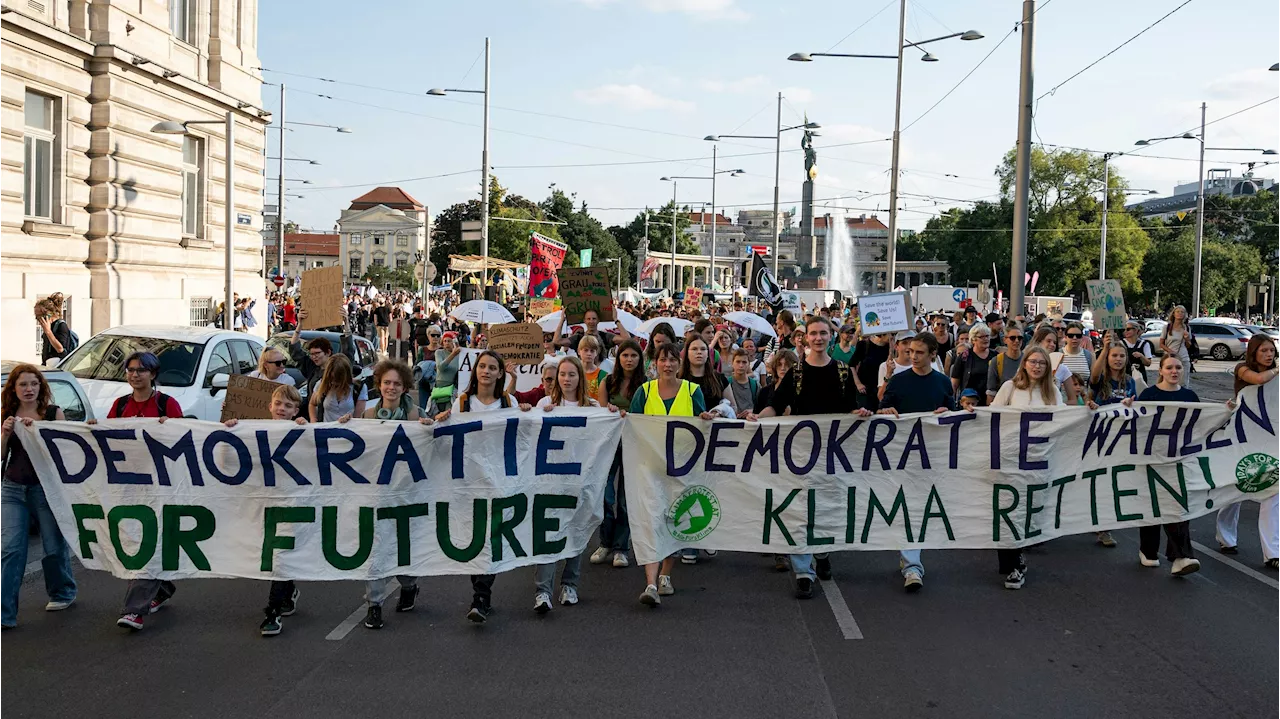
[
  {"x1": 219, "y1": 374, "x2": 280, "y2": 421},
  {"x1": 1086, "y1": 279, "x2": 1127, "y2": 331},
  {"x1": 529, "y1": 298, "x2": 561, "y2": 318},
  {"x1": 781, "y1": 291, "x2": 802, "y2": 316},
  {"x1": 683, "y1": 287, "x2": 704, "y2": 309},
  {"x1": 486, "y1": 322, "x2": 545, "y2": 366},
  {"x1": 857, "y1": 290, "x2": 912, "y2": 335},
  {"x1": 558, "y1": 266, "x2": 614, "y2": 323},
  {"x1": 299, "y1": 265, "x2": 344, "y2": 329}
]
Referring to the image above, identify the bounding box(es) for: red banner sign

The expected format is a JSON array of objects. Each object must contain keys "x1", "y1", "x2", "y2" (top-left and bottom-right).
[{"x1": 529, "y1": 232, "x2": 569, "y2": 298}]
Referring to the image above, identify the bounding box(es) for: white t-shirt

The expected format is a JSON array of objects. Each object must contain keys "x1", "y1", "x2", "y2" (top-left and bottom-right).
[
  {"x1": 878, "y1": 359, "x2": 913, "y2": 387},
  {"x1": 246, "y1": 370, "x2": 296, "y2": 386},
  {"x1": 451, "y1": 394, "x2": 508, "y2": 413},
  {"x1": 535, "y1": 396, "x2": 600, "y2": 409},
  {"x1": 991, "y1": 379, "x2": 1064, "y2": 407}
]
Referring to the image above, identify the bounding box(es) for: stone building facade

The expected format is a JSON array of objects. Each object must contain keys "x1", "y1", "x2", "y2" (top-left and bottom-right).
[
  {"x1": 2, "y1": 0, "x2": 267, "y2": 362},
  {"x1": 336, "y1": 187, "x2": 427, "y2": 281}
]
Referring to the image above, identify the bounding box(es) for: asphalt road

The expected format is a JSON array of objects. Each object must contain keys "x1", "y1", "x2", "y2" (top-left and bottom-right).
[{"x1": 4, "y1": 362, "x2": 1273, "y2": 719}]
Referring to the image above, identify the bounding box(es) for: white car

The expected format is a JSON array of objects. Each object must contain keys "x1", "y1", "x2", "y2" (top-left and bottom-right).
[{"x1": 51, "y1": 325, "x2": 265, "y2": 421}]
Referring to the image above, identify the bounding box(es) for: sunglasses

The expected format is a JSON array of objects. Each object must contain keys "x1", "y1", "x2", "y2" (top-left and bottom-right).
[
  {"x1": 266, "y1": 360, "x2": 286, "y2": 367},
  {"x1": 1007, "y1": 336, "x2": 1024, "y2": 342},
  {"x1": 1066, "y1": 333, "x2": 1083, "y2": 338}
]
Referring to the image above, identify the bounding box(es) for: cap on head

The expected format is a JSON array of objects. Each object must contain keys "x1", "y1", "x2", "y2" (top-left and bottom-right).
[
  {"x1": 894, "y1": 330, "x2": 917, "y2": 343},
  {"x1": 960, "y1": 388, "x2": 980, "y2": 399}
]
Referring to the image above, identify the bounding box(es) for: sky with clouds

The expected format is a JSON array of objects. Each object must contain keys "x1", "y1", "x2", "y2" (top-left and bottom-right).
[{"x1": 259, "y1": 0, "x2": 1279, "y2": 236}]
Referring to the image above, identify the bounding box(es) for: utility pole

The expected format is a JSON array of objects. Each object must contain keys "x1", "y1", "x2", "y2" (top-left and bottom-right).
[
  {"x1": 885, "y1": 0, "x2": 907, "y2": 291},
  {"x1": 276, "y1": 83, "x2": 285, "y2": 278},
  {"x1": 480, "y1": 37, "x2": 492, "y2": 296},
  {"x1": 1099, "y1": 152, "x2": 1111, "y2": 280},
  {"x1": 1009, "y1": 0, "x2": 1035, "y2": 317},
  {"x1": 709, "y1": 144, "x2": 717, "y2": 290},
  {"x1": 772, "y1": 91, "x2": 782, "y2": 276},
  {"x1": 670, "y1": 181, "x2": 678, "y2": 291},
  {"x1": 1191, "y1": 101, "x2": 1206, "y2": 317}
]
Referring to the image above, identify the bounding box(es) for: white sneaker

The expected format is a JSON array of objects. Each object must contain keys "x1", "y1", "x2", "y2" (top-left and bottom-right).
[
  {"x1": 903, "y1": 569, "x2": 923, "y2": 593},
  {"x1": 534, "y1": 592, "x2": 553, "y2": 613},
  {"x1": 45, "y1": 599, "x2": 75, "y2": 612},
  {"x1": 639, "y1": 584, "x2": 661, "y2": 606},
  {"x1": 1171, "y1": 558, "x2": 1201, "y2": 576},
  {"x1": 1138, "y1": 552, "x2": 1160, "y2": 568},
  {"x1": 703, "y1": 549, "x2": 718, "y2": 557},
  {"x1": 657, "y1": 574, "x2": 674, "y2": 596},
  {"x1": 589, "y1": 546, "x2": 611, "y2": 564},
  {"x1": 558, "y1": 585, "x2": 579, "y2": 606},
  {"x1": 612, "y1": 552, "x2": 630, "y2": 568}
]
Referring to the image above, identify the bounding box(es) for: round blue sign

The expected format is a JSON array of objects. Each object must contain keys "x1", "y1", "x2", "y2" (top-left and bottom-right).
[{"x1": 952, "y1": 288, "x2": 967, "y2": 302}]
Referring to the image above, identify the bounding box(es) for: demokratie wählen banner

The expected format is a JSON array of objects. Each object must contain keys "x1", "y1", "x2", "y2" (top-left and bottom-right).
[{"x1": 16, "y1": 382, "x2": 1279, "y2": 578}]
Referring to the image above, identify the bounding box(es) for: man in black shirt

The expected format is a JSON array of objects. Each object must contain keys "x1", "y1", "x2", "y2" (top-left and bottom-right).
[
  {"x1": 746, "y1": 316, "x2": 857, "y2": 598},
  {"x1": 850, "y1": 333, "x2": 892, "y2": 412},
  {"x1": 374, "y1": 300, "x2": 392, "y2": 353}
]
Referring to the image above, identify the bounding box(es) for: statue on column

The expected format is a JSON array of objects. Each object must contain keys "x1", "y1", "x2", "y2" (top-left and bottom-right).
[{"x1": 801, "y1": 115, "x2": 818, "y2": 182}]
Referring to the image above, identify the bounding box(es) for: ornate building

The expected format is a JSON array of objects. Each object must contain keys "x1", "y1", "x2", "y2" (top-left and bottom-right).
[
  {"x1": 2, "y1": 0, "x2": 268, "y2": 361},
  {"x1": 336, "y1": 187, "x2": 428, "y2": 281}
]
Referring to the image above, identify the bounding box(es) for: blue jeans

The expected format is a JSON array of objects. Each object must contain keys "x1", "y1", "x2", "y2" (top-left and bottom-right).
[
  {"x1": 791, "y1": 550, "x2": 923, "y2": 581},
  {"x1": 2, "y1": 482, "x2": 76, "y2": 626},
  {"x1": 599, "y1": 451, "x2": 630, "y2": 552}
]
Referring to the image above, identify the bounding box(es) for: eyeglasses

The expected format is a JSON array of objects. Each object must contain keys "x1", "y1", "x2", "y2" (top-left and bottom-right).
[
  {"x1": 1066, "y1": 333, "x2": 1083, "y2": 339},
  {"x1": 1007, "y1": 335, "x2": 1024, "y2": 342},
  {"x1": 1025, "y1": 359, "x2": 1048, "y2": 367},
  {"x1": 124, "y1": 367, "x2": 150, "y2": 375}
]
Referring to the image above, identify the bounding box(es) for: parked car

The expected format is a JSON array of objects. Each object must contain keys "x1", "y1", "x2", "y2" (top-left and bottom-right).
[
  {"x1": 50, "y1": 325, "x2": 265, "y2": 421},
  {"x1": 1189, "y1": 320, "x2": 1251, "y2": 360},
  {"x1": 1144, "y1": 319, "x2": 1167, "y2": 334},
  {"x1": 0, "y1": 361, "x2": 96, "y2": 421},
  {"x1": 266, "y1": 331, "x2": 377, "y2": 401},
  {"x1": 1242, "y1": 325, "x2": 1280, "y2": 342}
]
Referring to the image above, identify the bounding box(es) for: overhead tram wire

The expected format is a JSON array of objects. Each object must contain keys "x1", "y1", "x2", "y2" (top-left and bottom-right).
[
  {"x1": 1124, "y1": 95, "x2": 1279, "y2": 157},
  {"x1": 902, "y1": 24, "x2": 1018, "y2": 133},
  {"x1": 825, "y1": 0, "x2": 897, "y2": 52}
]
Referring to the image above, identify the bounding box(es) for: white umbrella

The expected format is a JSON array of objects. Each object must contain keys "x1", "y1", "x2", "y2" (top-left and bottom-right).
[
  {"x1": 449, "y1": 299, "x2": 515, "y2": 325},
  {"x1": 537, "y1": 308, "x2": 641, "y2": 334},
  {"x1": 724, "y1": 311, "x2": 776, "y2": 338},
  {"x1": 636, "y1": 316, "x2": 693, "y2": 337}
]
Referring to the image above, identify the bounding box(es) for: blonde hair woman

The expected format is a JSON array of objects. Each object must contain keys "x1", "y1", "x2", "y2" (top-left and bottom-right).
[
  {"x1": 1159, "y1": 305, "x2": 1193, "y2": 388},
  {"x1": 247, "y1": 347, "x2": 296, "y2": 386}
]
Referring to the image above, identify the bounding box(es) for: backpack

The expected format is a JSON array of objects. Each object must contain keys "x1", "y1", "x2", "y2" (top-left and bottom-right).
[
  {"x1": 793, "y1": 359, "x2": 850, "y2": 399},
  {"x1": 110, "y1": 392, "x2": 173, "y2": 419},
  {"x1": 55, "y1": 319, "x2": 79, "y2": 356}
]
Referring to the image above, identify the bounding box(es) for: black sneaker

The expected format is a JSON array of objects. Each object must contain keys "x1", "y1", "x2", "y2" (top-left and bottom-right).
[
  {"x1": 816, "y1": 556, "x2": 832, "y2": 581},
  {"x1": 260, "y1": 609, "x2": 283, "y2": 637},
  {"x1": 395, "y1": 586, "x2": 419, "y2": 613},
  {"x1": 466, "y1": 601, "x2": 491, "y2": 624},
  {"x1": 773, "y1": 555, "x2": 789, "y2": 572},
  {"x1": 363, "y1": 605, "x2": 383, "y2": 629},
  {"x1": 279, "y1": 588, "x2": 300, "y2": 617},
  {"x1": 795, "y1": 577, "x2": 815, "y2": 599}
]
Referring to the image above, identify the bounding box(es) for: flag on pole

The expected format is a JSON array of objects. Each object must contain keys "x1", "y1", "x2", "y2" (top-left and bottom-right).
[{"x1": 747, "y1": 253, "x2": 784, "y2": 310}]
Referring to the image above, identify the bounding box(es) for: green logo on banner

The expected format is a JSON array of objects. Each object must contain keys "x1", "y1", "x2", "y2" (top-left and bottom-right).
[
  {"x1": 1235, "y1": 453, "x2": 1279, "y2": 494},
  {"x1": 667, "y1": 485, "x2": 721, "y2": 542}
]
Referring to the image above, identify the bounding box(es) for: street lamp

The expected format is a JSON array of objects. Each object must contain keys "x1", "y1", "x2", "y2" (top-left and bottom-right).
[
  {"x1": 605, "y1": 257, "x2": 622, "y2": 292},
  {"x1": 659, "y1": 177, "x2": 679, "y2": 292},
  {"x1": 268, "y1": 156, "x2": 321, "y2": 165},
  {"x1": 790, "y1": 0, "x2": 982, "y2": 290},
  {"x1": 1136, "y1": 107, "x2": 1276, "y2": 314},
  {"x1": 266, "y1": 83, "x2": 352, "y2": 280},
  {"x1": 706, "y1": 111, "x2": 819, "y2": 276},
  {"x1": 152, "y1": 113, "x2": 237, "y2": 329},
  {"x1": 663, "y1": 146, "x2": 743, "y2": 291},
  {"x1": 1095, "y1": 152, "x2": 1157, "y2": 279},
  {"x1": 428, "y1": 37, "x2": 492, "y2": 289}
]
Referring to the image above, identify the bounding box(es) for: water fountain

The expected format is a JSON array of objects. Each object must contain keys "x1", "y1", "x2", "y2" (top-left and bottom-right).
[{"x1": 824, "y1": 208, "x2": 857, "y2": 295}]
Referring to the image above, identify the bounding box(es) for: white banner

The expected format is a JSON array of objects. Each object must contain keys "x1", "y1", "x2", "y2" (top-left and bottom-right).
[
  {"x1": 623, "y1": 383, "x2": 1279, "y2": 565},
  {"x1": 454, "y1": 348, "x2": 546, "y2": 394},
  {"x1": 18, "y1": 409, "x2": 621, "y2": 580}
]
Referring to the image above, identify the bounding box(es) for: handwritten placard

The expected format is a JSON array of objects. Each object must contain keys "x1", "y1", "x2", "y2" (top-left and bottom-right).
[
  {"x1": 683, "y1": 287, "x2": 704, "y2": 309},
  {"x1": 558, "y1": 267, "x2": 614, "y2": 323},
  {"x1": 857, "y1": 290, "x2": 913, "y2": 335},
  {"x1": 299, "y1": 265, "x2": 345, "y2": 329},
  {"x1": 219, "y1": 374, "x2": 279, "y2": 421},
  {"x1": 1085, "y1": 279, "x2": 1127, "y2": 331},
  {"x1": 529, "y1": 297, "x2": 561, "y2": 318},
  {"x1": 486, "y1": 322, "x2": 545, "y2": 366}
]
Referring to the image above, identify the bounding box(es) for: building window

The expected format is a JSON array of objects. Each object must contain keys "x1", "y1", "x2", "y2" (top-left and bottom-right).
[
  {"x1": 373, "y1": 234, "x2": 385, "y2": 246},
  {"x1": 189, "y1": 297, "x2": 213, "y2": 326},
  {"x1": 350, "y1": 232, "x2": 362, "y2": 245},
  {"x1": 349, "y1": 257, "x2": 361, "y2": 277},
  {"x1": 23, "y1": 90, "x2": 55, "y2": 220},
  {"x1": 372, "y1": 257, "x2": 385, "y2": 268},
  {"x1": 171, "y1": 0, "x2": 195, "y2": 44},
  {"x1": 396, "y1": 235, "x2": 408, "y2": 247},
  {"x1": 314, "y1": 260, "x2": 325, "y2": 269},
  {"x1": 395, "y1": 255, "x2": 408, "y2": 268},
  {"x1": 181, "y1": 136, "x2": 202, "y2": 237}
]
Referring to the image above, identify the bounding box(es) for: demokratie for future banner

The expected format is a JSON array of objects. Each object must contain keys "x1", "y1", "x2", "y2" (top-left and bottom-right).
[{"x1": 15, "y1": 382, "x2": 1278, "y2": 579}]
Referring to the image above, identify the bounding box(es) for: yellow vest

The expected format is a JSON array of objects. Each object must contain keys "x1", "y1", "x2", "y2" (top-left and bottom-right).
[{"x1": 642, "y1": 379, "x2": 696, "y2": 416}]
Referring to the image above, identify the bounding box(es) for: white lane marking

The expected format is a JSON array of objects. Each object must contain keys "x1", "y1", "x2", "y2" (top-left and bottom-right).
[
  {"x1": 325, "y1": 585, "x2": 397, "y2": 641},
  {"x1": 1190, "y1": 541, "x2": 1279, "y2": 590},
  {"x1": 24, "y1": 560, "x2": 42, "y2": 578},
  {"x1": 818, "y1": 578, "x2": 864, "y2": 640}
]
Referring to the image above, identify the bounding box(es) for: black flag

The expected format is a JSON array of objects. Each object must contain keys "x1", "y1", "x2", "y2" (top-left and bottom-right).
[{"x1": 748, "y1": 253, "x2": 783, "y2": 310}]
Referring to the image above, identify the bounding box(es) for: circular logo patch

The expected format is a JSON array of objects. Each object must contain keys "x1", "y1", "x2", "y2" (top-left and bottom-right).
[
  {"x1": 667, "y1": 485, "x2": 721, "y2": 542},
  {"x1": 1235, "y1": 453, "x2": 1279, "y2": 494}
]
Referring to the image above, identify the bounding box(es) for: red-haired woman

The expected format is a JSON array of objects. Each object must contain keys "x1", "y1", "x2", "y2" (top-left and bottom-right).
[{"x1": 1, "y1": 364, "x2": 75, "y2": 629}]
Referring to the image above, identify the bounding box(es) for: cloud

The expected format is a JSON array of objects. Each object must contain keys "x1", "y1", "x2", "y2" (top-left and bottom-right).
[
  {"x1": 1205, "y1": 70, "x2": 1276, "y2": 101},
  {"x1": 573, "y1": 84, "x2": 696, "y2": 112},
  {"x1": 700, "y1": 75, "x2": 769, "y2": 94},
  {"x1": 780, "y1": 87, "x2": 813, "y2": 103},
  {"x1": 570, "y1": 0, "x2": 749, "y2": 21}
]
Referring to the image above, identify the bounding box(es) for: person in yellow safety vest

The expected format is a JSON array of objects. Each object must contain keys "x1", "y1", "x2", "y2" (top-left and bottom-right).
[{"x1": 628, "y1": 343, "x2": 711, "y2": 608}]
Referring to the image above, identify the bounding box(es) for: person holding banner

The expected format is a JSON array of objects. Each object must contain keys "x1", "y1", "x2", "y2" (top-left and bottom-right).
[
  {"x1": 222, "y1": 384, "x2": 307, "y2": 635},
  {"x1": 630, "y1": 343, "x2": 708, "y2": 606},
  {"x1": 97, "y1": 352, "x2": 184, "y2": 631},
  {"x1": 2, "y1": 364, "x2": 76, "y2": 629},
  {"x1": 1217, "y1": 335, "x2": 1279, "y2": 566},
  {"x1": 745, "y1": 317, "x2": 859, "y2": 597},
  {"x1": 441, "y1": 350, "x2": 533, "y2": 624},
  {"x1": 591, "y1": 341, "x2": 646, "y2": 569},
  {"x1": 1135, "y1": 355, "x2": 1203, "y2": 577},
  {"x1": 643, "y1": 323, "x2": 679, "y2": 379},
  {"x1": 308, "y1": 355, "x2": 367, "y2": 423}
]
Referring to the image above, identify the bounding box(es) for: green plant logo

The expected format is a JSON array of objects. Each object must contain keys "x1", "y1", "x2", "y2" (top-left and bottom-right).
[
  {"x1": 1235, "y1": 453, "x2": 1279, "y2": 494},
  {"x1": 667, "y1": 485, "x2": 721, "y2": 542}
]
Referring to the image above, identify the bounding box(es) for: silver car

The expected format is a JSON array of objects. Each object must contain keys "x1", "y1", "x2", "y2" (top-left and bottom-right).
[
  {"x1": 0, "y1": 361, "x2": 96, "y2": 421},
  {"x1": 1188, "y1": 321, "x2": 1250, "y2": 360}
]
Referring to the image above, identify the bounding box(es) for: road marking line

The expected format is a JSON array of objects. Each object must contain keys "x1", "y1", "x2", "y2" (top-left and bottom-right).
[
  {"x1": 818, "y1": 578, "x2": 864, "y2": 640},
  {"x1": 325, "y1": 586, "x2": 397, "y2": 641},
  {"x1": 1191, "y1": 541, "x2": 1279, "y2": 590}
]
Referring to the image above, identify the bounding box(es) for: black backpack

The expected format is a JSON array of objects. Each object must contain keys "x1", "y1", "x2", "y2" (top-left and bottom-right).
[
  {"x1": 54, "y1": 319, "x2": 79, "y2": 356},
  {"x1": 110, "y1": 392, "x2": 174, "y2": 418}
]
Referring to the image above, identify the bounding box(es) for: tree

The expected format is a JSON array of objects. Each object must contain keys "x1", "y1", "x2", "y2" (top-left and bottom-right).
[
  {"x1": 608, "y1": 203, "x2": 698, "y2": 258},
  {"x1": 361, "y1": 263, "x2": 415, "y2": 291},
  {"x1": 540, "y1": 189, "x2": 633, "y2": 284},
  {"x1": 997, "y1": 147, "x2": 1111, "y2": 217},
  {"x1": 429, "y1": 175, "x2": 563, "y2": 277},
  {"x1": 1140, "y1": 225, "x2": 1264, "y2": 312},
  {"x1": 917, "y1": 201, "x2": 1016, "y2": 287}
]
